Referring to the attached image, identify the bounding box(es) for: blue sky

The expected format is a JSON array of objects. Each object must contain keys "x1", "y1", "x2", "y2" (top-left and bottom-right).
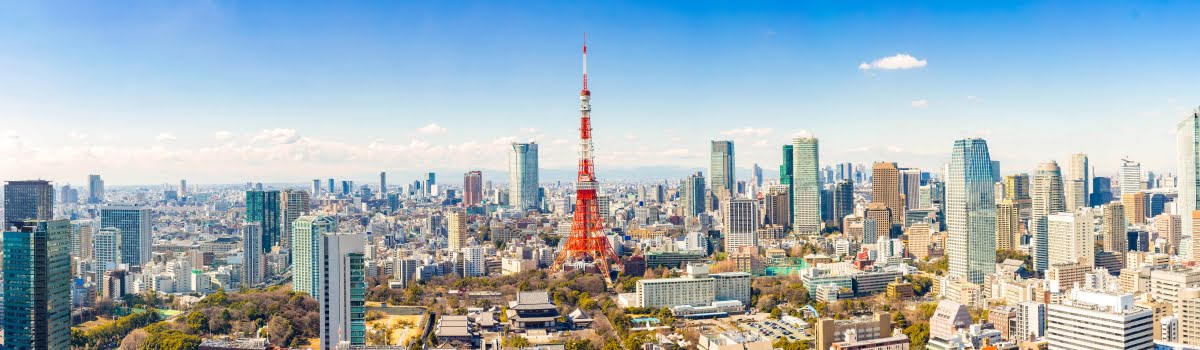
[{"x1": 1, "y1": 1, "x2": 1197, "y2": 185}]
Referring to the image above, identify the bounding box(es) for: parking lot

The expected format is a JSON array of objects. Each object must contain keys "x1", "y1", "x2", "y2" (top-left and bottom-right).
[{"x1": 735, "y1": 317, "x2": 811, "y2": 342}]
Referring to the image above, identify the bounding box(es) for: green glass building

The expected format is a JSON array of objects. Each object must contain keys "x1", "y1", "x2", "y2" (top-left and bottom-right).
[
  {"x1": 245, "y1": 190, "x2": 281, "y2": 253},
  {"x1": 3, "y1": 219, "x2": 71, "y2": 350}
]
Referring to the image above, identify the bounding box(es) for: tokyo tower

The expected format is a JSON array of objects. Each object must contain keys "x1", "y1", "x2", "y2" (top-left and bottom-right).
[{"x1": 549, "y1": 38, "x2": 621, "y2": 280}]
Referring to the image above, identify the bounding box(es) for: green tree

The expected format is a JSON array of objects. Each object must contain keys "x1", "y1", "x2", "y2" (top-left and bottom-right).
[
  {"x1": 903, "y1": 323, "x2": 929, "y2": 349},
  {"x1": 505, "y1": 335, "x2": 531, "y2": 348},
  {"x1": 892, "y1": 312, "x2": 911, "y2": 330}
]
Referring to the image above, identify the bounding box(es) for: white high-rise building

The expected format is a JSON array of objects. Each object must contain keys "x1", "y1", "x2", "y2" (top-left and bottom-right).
[
  {"x1": 722, "y1": 198, "x2": 758, "y2": 252},
  {"x1": 279, "y1": 189, "x2": 311, "y2": 252},
  {"x1": 945, "y1": 138, "x2": 996, "y2": 284},
  {"x1": 292, "y1": 215, "x2": 337, "y2": 297},
  {"x1": 1031, "y1": 161, "x2": 1066, "y2": 272},
  {"x1": 1048, "y1": 209, "x2": 1095, "y2": 268},
  {"x1": 792, "y1": 137, "x2": 821, "y2": 235},
  {"x1": 92, "y1": 227, "x2": 122, "y2": 281},
  {"x1": 1121, "y1": 159, "x2": 1143, "y2": 195},
  {"x1": 509, "y1": 142, "x2": 540, "y2": 211},
  {"x1": 1177, "y1": 109, "x2": 1200, "y2": 254},
  {"x1": 1046, "y1": 290, "x2": 1153, "y2": 350},
  {"x1": 241, "y1": 223, "x2": 264, "y2": 287},
  {"x1": 462, "y1": 246, "x2": 485, "y2": 277},
  {"x1": 318, "y1": 233, "x2": 366, "y2": 349}
]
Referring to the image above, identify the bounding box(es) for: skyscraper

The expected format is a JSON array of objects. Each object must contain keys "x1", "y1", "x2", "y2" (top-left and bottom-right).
[
  {"x1": 318, "y1": 233, "x2": 366, "y2": 349},
  {"x1": 1031, "y1": 161, "x2": 1065, "y2": 272},
  {"x1": 1178, "y1": 109, "x2": 1200, "y2": 245},
  {"x1": 447, "y1": 209, "x2": 467, "y2": 250},
  {"x1": 900, "y1": 168, "x2": 922, "y2": 211},
  {"x1": 710, "y1": 140, "x2": 735, "y2": 198},
  {"x1": 831, "y1": 180, "x2": 854, "y2": 229},
  {"x1": 872, "y1": 162, "x2": 903, "y2": 226},
  {"x1": 945, "y1": 138, "x2": 996, "y2": 284},
  {"x1": 509, "y1": 142, "x2": 540, "y2": 211},
  {"x1": 1122, "y1": 191, "x2": 1147, "y2": 225},
  {"x1": 292, "y1": 215, "x2": 337, "y2": 297},
  {"x1": 279, "y1": 189, "x2": 311, "y2": 253},
  {"x1": 752, "y1": 164, "x2": 763, "y2": 188},
  {"x1": 1048, "y1": 209, "x2": 1094, "y2": 267},
  {"x1": 792, "y1": 137, "x2": 821, "y2": 235},
  {"x1": 1120, "y1": 159, "x2": 1142, "y2": 194},
  {"x1": 781, "y1": 144, "x2": 794, "y2": 224},
  {"x1": 328, "y1": 178, "x2": 335, "y2": 194},
  {"x1": 92, "y1": 227, "x2": 121, "y2": 283},
  {"x1": 1154, "y1": 213, "x2": 1182, "y2": 256},
  {"x1": 463, "y1": 171, "x2": 483, "y2": 207},
  {"x1": 996, "y1": 200, "x2": 1019, "y2": 251},
  {"x1": 1101, "y1": 202, "x2": 1127, "y2": 253},
  {"x1": 87, "y1": 174, "x2": 104, "y2": 204},
  {"x1": 312, "y1": 179, "x2": 321, "y2": 196},
  {"x1": 722, "y1": 198, "x2": 758, "y2": 252},
  {"x1": 178, "y1": 179, "x2": 188, "y2": 196},
  {"x1": 684, "y1": 172, "x2": 706, "y2": 217},
  {"x1": 1068, "y1": 153, "x2": 1090, "y2": 208},
  {"x1": 2, "y1": 219, "x2": 70, "y2": 350},
  {"x1": 99, "y1": 205, "x2": 151, "y2": 271},
  {"x1": 378, "y1": 172, "x2": 387, "y2": 199},
  {"x1": 242, "y1": 222, "x2": 264, "y2": 287},
  {"x1": 246, "y1": 190, "x2": 282, "y2": 252},
  {"x1": 3, "y1": 180, "x2": 54, "y2": 229}
]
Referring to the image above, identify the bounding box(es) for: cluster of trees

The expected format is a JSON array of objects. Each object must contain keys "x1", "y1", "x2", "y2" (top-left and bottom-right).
[
  {"x1": 175, "y1": 288, "x2": 320, "y2": 347},
  {"x1": 71, "y1": 310, "x2": 162, "y2": 349},
  {"x1": 751, "y1": 276, "x2": 812, "y2": 312},
  {"x1": 118, "y1": 322, "x2": 203, "y2": 350}
]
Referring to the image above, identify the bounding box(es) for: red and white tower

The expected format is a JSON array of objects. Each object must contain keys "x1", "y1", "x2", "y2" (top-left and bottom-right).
[{"x1": 550, "y1": 38, "x2": 621, "y2": 280}]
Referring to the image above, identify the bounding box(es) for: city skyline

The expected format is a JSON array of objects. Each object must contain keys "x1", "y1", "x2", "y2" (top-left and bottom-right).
[{"x1": 1, "y1": 2, "x2": 1197, "y2": 184}]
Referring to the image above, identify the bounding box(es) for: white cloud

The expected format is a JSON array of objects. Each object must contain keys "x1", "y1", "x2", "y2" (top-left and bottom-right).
[
  {"x1": 214, "y1": 130, "x2": 234, "y2": 141},
  {"x1": 67, "y1": 131, "x2": 87, "y2": 140},
  {"x1": 551, "y1": 138, "x2": 568, "y2": 145},
  {"x1": 252, "y1": 128, "x2": 301, "y2": 144},
  {"x1": 858, "y1": 54, "x2": 927, "y2": 71},
  {"x1": 155, "y1": 132, "x2": 177, "y2": 142},
  {"x1": 911, "y1": 99, "x2": 929, "y2": 108},
  {"x1": 417, "y1": 123, "x2": 447, "y2": 135},
  {"x1": 793, "y1": 130, "x2": 813, "y2": 139},
  {"x1": 720, "y1": 127, "x2": 774, "y2": 137},
  {"x1": 966, "y1": 95, "x2": 980, "y2": 102},
  {"x1": 886, "y1": 145, "x2": 905, "y2": 153},
  {"x1": 520, "y1": 127, "x2": 538, "y2": 133}
]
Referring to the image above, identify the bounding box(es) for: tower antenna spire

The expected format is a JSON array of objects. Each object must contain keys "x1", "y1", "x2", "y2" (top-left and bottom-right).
[{"x1": 582, "y1": 33, "x2": 589, "y2": 93}]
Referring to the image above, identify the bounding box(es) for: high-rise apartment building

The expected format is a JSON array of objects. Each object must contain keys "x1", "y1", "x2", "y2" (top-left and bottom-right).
[
  {"x1": 292, "y1": 215, "x2": 338, "y2": 297},
  {"x1": 2, "y1": 219, "x2": 70, "y2": 350},
  {"x1": 996, "y1": 200, "x2": 1020, "y2": 251},
  {"x1": 378, "y1": 172, "x2": 387, "y2": 199},
  {"x1": 279, "y1": 189, "x2": 310, "y2": 253},
  {"x1": 463, "y1": 171, "x2": 483, "y2": 207},
  {"x1": 92, "y1": 227, "x2": 122, "y2": 283},
  {"x1": 87, "y1": 174, "x2": 104, "y2": 204},
  {"x1": 509, "y1": 142, "x2": 540, "y2": 211},
  {"x1": 872, "y1": 162, "x2": 903, "y2": 226},
  {"x1": 99, "y1": 205, "x2": 151, "y2": 271},
  {"x1": 863, "y1": 202, "x2": 892, "y2": 244},
  {"x1": 763, "y1": 186, "x2": 790, "y2": 229},
  {"x1": 792, "y1": 137, "x2": 822, "y2": 235},
  {"x1": 1123, "y1": 191, "x2": 1147, "y2": 225},
  {"x1": 710, "y1": 140, "x2": 735, "y2": 198},
  {"x1": 246, "y1": 190, "x2": 282, "y2": 252},
  {"x1": 318, "y1": 233, "x2": 366, "y2": 349},
  {"x1": 945, "y1": 138, "x2": 996, "y2": 284},
  {"x1": 4, "y1": 180, "x2": 54, "y2": 229},
  {"x1": 447, "y1": 209, "x2": 467, "y2": 250},
  {"x1": 722, "y1": 199, "x2": 758, "y2": 252},
  {"x1": 1102, "y1": 202, "x2": 1128, "y2": 253},
  {"x1": 1180, "y1": 287, "x2": 1200, "y2": 346},
  {"x1": 1048, "y1": 209, "x2": 1095, "y2": 267},
  {"x1": 1155, "y1": 214, "x2": 1182, "y2": 256},
  {"x1": 242, "y1": 222, "x2": 264, "y2": 287},
  {"x1": 1031, "y1": 161, "x2": 1066, "y2": 272}
]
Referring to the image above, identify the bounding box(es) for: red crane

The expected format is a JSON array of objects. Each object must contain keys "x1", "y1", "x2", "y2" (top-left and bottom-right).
[{"x1": 550, "y1": 37, "x2": 621, "y2": 281}]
